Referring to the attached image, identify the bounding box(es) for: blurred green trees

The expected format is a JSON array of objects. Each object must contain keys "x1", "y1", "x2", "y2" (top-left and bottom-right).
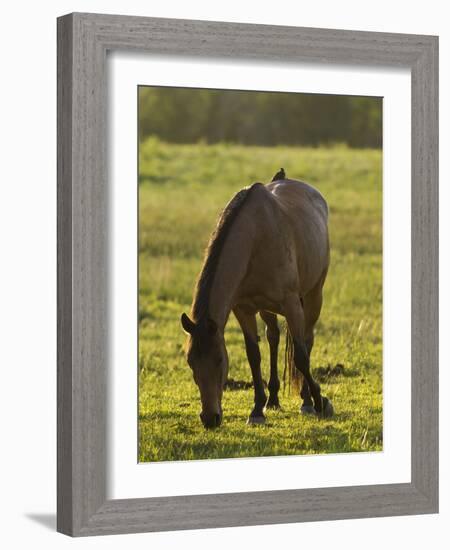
[{"x1": 139, "y1": 87, "x2": 382, "y2": 148}]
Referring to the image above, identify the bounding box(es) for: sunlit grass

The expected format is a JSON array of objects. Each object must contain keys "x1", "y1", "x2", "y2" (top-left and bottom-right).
[{"x1": 139, "y1": 139, "x2": 382, "y2": 462}]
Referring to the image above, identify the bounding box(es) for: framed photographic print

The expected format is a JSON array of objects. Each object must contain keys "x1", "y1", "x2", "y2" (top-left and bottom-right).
[{"x1": 57, "y1": 13, "x2": 438, "y2": 536}]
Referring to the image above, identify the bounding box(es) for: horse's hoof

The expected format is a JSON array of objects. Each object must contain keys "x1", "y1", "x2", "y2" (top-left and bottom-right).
[
  {"x1": 319, "y1": 397, "x2": 334, "y2": 418},
  {"x1": 265, "y1": 399, "x2": 281, "y2": 410},
  {"x1": 247, "y1": 415, "x2": 266, "y2": 425},
  {"x1": 300, "y1": 404, "x2": 317, "y2": 416}
]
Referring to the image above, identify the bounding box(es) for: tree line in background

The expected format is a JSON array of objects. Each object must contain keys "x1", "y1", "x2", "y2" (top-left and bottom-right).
[{"x1": 139, "y1": 87, "x2": 382, "y2": 148}]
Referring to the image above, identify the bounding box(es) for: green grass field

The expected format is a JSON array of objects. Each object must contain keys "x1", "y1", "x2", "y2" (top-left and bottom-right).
[{"x1": 138, "y1": 138, "x2": 382, "y2": 462}]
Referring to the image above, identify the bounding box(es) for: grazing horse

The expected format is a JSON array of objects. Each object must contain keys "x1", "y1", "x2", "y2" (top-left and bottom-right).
[{"x1": 181, "y1": 172, "x2": 333, "y2": 429}]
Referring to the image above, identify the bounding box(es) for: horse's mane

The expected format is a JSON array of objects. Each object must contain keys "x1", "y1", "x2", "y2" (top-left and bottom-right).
[{"x1": 191, "y1": 182, "x2": 262, "y2": 322}]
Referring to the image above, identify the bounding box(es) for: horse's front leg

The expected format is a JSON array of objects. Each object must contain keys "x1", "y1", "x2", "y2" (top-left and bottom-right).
[
  {"x1": 260, "y1": 310, "x2": 281, "y2": 409},
  {"x1": 234, "y1": 307, "x2": 267, "y2": 424}
]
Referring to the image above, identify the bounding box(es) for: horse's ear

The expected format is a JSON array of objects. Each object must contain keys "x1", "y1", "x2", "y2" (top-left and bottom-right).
[
  {"x1": 207, "y1": 318, "x2": 218, "y2": 336},
  {"x1": 181, "y1": 313, "x2": 196, "y2": 334}
]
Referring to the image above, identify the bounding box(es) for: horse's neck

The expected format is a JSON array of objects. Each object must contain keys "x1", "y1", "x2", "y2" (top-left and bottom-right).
[{"x1": 208, "y1": 204, "x2": 255, "y2": 329}]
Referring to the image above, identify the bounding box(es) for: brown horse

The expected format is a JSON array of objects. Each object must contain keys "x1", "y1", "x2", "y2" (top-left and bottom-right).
[{"x1": 181, "y1": 171, "x2": 333, "y2": 428}]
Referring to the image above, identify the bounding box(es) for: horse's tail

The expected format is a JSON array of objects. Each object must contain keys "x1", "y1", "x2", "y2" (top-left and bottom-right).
[{"x1": 283, "y1": 324, "x2": 301, "y2": 394}]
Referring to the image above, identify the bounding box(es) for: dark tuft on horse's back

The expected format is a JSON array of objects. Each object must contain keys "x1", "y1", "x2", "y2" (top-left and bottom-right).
[{"x1": 271, "y1": 168, "x2": 286, "y2": 182}]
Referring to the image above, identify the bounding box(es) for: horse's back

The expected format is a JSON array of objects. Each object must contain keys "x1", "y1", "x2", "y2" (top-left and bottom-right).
[
  {"x1": 266, "y1": 179, "x2": 328, "y2": 221},
  {"x1": 264, "y1": 179, "x2": 329, "y2": 291}
]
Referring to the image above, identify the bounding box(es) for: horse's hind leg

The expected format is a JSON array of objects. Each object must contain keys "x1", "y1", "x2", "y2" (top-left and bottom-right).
[
  {"x1": 299, "y1": 331, "x2": 317, "y2": 414},
  {"x1": 283, "y1": 294, "x2": 333, "y2": 418},
  {"x1": 299, "y1": 285, "x2": 321, "y2": 414},
  {"x1": 233, "y1": 307, "x2": 267, "y2": 424},
  {"x1": 300, "y1": 277, "x2": 333, "y2": 416},
  {"x1": 260, "y1": 311, "x2": 281, "y2": 409}
]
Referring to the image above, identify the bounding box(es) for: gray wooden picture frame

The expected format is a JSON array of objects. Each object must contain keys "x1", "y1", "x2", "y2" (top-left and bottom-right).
[{"x1": 57, "y1": 12, "x2": 438, "y2": 537}]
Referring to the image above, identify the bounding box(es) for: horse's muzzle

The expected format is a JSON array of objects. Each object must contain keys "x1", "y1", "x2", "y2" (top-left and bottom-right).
[{"x1": 200, "y1": 412, "x2": 222, "y2": 429}]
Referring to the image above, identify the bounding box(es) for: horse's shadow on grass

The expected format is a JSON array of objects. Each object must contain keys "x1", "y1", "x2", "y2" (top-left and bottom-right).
[{"x1": 139, "y1": 409, "x2": 192, "y2": 422}]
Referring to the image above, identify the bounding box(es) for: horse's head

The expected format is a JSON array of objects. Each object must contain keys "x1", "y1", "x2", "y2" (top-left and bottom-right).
[{"x1": 181, "y1": 313, "x2": 229, "y2": 429}]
